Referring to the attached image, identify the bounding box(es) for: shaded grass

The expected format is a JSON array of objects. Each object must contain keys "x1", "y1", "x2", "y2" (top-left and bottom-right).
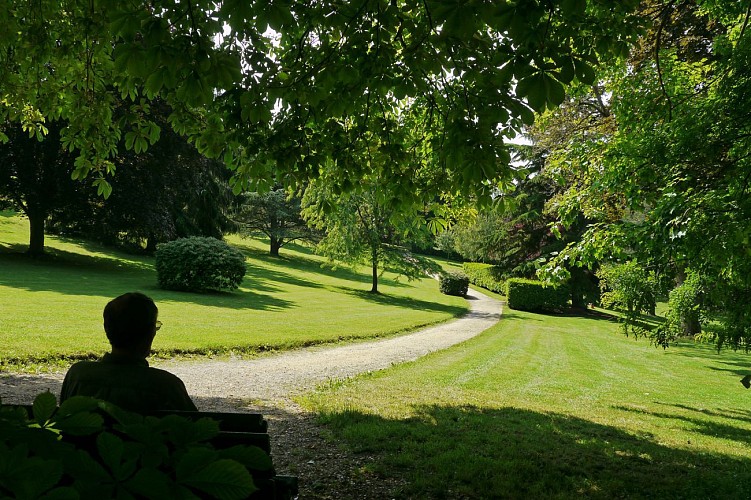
[
  {"x1": 300, "y1": 308, "x2": 751, "y2": 498},
  {"x1": 0, "y1": 214, "x2": 467, "y2": 369}
]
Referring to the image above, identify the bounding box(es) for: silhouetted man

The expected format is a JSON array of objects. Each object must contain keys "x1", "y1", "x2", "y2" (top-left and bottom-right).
[{"x1": 60, "y1": 292, "x2": 197, "y2": 412}]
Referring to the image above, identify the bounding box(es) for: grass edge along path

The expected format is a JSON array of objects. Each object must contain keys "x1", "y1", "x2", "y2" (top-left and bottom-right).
[
  {"x1": 300, "y1": 307, "x2": 751, "y2": 499},
  {"x1": 0, "y1": 213, "x2": 468, "y2": 371}
]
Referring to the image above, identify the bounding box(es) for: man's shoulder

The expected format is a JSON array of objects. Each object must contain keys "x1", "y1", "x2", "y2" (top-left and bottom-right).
[
  {"x1": 65, "y1": 360, "x2": 104, "y2": 375},
  {"x1": 146, "y1": 366, "x2": 187, "y2": 385},
  {"x1": 68, "y1": 360, "x2": 100, "y2": 368}
]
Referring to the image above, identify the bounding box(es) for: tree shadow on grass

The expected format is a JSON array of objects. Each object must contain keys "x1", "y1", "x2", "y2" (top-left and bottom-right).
[
  {"x1": 148, "y1": 287, "x2": 294, "y2": 311},
  {"x1": 502, "y1": 307, "x2": 623, "y2": 324},
  {"x1": 0, "y1": 245, "x2": 154, "y2": 274},
  {"x1": 317, "y1": 404, "x2": 751, "y2": 499},
  {"x1": 664, "y1": 344, "x2": 751, "y2": 376},
  {"x1": 662, "y1": 403, "x2": 751, "y2": 426},
  {"x1": 0, "y1": 248, "x2": 295, "y2": 311},
  {"x1": 335, "y1": 286, "x2": 467, "y2": 315},
  {"x1": 497, "y1": 310, "x2": 544, "y2": 323},
  {"x1": 245, "y1": 261, "x2": 323, "y2": 291},
  {"x1": 613, "y1": 403, "x2": 751, "y2": 445},
  {"x1": 1, "y1": 235, "x2": 426, "y2": 310},
  {"x1": 705, "y1": 359, "x2": 751, "y2": 377},
  {"x1": 236, "y1": 244, "x2": 377, "y2": 287},
  {"x1": 248, "y1": 248, "x2": 412, "y2": 289}
]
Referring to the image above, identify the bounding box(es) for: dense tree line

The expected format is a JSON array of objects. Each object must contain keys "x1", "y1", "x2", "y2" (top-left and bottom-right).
[
  {"x1": 0, "y1": 101, "x2": 235, "y2": 254},
  {"x1": 439, "y1": 2, "x2": 751, "y2": 349}
]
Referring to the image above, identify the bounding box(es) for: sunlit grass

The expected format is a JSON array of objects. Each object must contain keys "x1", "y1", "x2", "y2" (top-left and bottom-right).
[
  {"x1": 301, "y1": 308, "x2": 751, "y2": 498},
  {"x1": 0, "y1": 213, "x2": 467, "y2": 368}
]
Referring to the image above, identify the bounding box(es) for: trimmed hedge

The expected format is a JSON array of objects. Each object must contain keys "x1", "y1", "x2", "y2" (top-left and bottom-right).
[
  {"x1": 462, "y1": 263, "x2": 505, "y2": 294},
  {"x1": 506, "y1": 278, "x2": 570, "y2": 312},
  {"x1": 156, "y1": 237, "x2": 246, "y2": 292},
  {"x1": 439, "y1": 271, "x2": 470, "y2": 297}
]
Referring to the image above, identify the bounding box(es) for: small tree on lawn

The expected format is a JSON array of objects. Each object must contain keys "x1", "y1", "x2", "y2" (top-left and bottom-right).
[
  {"x1": 233, "y1": 188, "x2": 316, "y2": 256},
  {"x1": 302, "y1": 175, "x2": 438, "y2": 294},
  {"x1": 597, "y1": 260, "x2": 659, "y2": 336}
]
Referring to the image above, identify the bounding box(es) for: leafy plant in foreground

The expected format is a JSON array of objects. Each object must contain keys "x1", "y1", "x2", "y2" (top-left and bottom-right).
[{"x1": 0, "y1": 392, "x2": 271, "y2": 499}]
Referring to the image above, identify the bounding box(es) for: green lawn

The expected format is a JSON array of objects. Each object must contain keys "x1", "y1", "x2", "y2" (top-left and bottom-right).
[
  {"x1": 0, "y1": 213, "x2": 467, "y2": 368},
  {"x1": 301, "y1": 308, "x2": 751, "y2": 499}
]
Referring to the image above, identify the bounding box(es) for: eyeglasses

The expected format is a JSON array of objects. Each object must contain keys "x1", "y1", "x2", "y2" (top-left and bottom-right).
[{"x1": 155, "y1": 320, "x2": 163, "y2": 331}]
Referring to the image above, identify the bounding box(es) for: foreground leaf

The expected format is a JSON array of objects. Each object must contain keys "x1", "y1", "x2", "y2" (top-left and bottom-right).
[{"x1": 182, "y1": 459, "x2": 256, "y2": 500}]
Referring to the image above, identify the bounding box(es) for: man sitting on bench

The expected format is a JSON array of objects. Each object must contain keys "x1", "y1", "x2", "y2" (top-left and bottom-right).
[{"x1": 60, "y1": 292, "x2": 197, "y2": 412}]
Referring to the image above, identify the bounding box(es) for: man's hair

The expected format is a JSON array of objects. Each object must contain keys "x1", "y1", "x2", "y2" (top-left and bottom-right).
[{"x1": 103, "y1": 292, "x2": 159, "y2": 349}]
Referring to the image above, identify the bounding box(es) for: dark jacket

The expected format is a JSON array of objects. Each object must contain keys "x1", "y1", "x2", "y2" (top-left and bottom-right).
[{"x1": 60, "y1": 352, "x2": 197, "y2": 413}]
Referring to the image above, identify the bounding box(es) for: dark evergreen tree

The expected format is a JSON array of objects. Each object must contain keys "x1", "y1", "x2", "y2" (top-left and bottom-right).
[{"x1": 0, "y1": 121, "x2": 85, "y2": 256}]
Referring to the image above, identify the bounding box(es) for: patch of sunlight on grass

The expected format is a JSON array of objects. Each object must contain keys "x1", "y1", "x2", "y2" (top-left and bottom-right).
[
  {"x1": 0, "y1": 214, "x2": 468, "y2": 368},
  {"x1": 300, "y1": 307, "x2": 751, "y2": 499}
]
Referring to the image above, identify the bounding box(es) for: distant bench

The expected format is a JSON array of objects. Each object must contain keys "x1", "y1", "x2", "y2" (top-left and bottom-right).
[{"x1": 16, "y1": 405, "x2": 298, "y2": 499}]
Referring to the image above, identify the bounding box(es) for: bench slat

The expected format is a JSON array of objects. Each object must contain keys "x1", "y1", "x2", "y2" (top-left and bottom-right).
[{"x1": 149, "y1": 410, "x2": 269, "y2": 433}]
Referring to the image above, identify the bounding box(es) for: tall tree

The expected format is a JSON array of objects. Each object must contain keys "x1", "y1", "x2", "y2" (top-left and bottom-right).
[
  {"x1": 538, "y1": 2, "x2": 751, "y2": 348},
  {"x1": 233, "y1": 188, "x2": 316, "y2": 256},
  {"x1": 48, "y1": 100, "x2": 235, "y2": 251}
]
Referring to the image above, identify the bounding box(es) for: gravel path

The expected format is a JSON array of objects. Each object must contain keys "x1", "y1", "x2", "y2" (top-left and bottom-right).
[
  {"x1": 169, "y1": 286, "x2": 501, "y2": 409},
  {"x1": 1, "y1": 287, "x2": 501, "y2": 408}
]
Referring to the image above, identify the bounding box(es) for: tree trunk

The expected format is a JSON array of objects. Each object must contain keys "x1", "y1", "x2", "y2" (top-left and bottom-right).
[
  {"x1": 145, "y1": 235, "x2": 158, "y2": 253},
  {"x1": 571, "y1": 290, "x2": 587, "y2": 309},
  {"x1": 370, "y1": 247, "x2": 379, "y2": 293},
  {"x1": 676, "y1": 267, "x2": 702, "y2": 336},
  {"x1": 270, "y1": 236, "x2": 281, "y2": 257},
  {"x1": 27, "y1": 210, "x2": 46, "y2": 257},
  {"x1": 681, "y1": 315, "x2": 701, "y2": 336}
]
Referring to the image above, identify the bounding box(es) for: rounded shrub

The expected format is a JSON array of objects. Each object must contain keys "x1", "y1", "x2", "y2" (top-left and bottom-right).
[
  {"x1": 156, "y1": 237, "x2": 246, "y2": 292},
  {"x1": 439, "y1": 271, "x2": 470, "y2": 297}
]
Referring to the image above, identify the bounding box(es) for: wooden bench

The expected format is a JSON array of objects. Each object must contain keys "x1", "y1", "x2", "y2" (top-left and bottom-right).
[
  {"x1": 16, "y1": 405, "x2": 298, "y2": 499},
  {"x1": 149, "y1": 410, "x2": 298, "y2": 500}
]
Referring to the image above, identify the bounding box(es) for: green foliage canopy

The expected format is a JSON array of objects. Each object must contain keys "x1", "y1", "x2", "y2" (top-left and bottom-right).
[
  {"x1": 535, "y1": 2, "x2": 751, "y2": 349},
  {"x1": 49, "y1": 100, "x2": 235, "y2": 252},
  {"x1": 0, "y1": 0, "x2": 642, "y2": 202}
]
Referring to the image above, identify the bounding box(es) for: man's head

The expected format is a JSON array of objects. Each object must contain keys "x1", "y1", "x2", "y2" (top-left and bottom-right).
[{"x1": 103, "y1": 292, "x2": 159, "y2": 356}]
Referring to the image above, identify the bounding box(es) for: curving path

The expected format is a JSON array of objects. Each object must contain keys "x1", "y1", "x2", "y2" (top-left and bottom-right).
[
  {"x1": 169, "y1": 286, "x2": 501, "y2": 408},
  {"x1": 0, "y1": 288, "x2": 502, "y2": 408}
]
